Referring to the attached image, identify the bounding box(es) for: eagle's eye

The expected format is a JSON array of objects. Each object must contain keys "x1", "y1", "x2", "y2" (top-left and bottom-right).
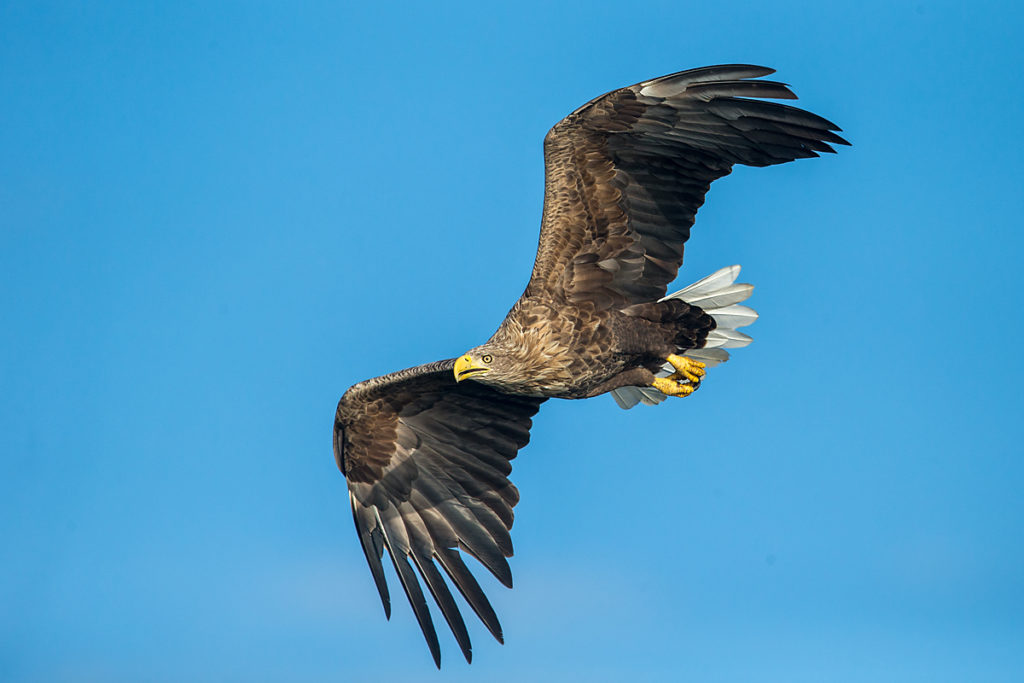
[{"x1": 482, "y1": 354, "x2": 493, "y2": 364}]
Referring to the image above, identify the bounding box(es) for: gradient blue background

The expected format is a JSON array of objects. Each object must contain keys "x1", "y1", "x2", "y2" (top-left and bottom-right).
[{"x1": 3, "y1": 1, "x2": 1022, "y2": 681}]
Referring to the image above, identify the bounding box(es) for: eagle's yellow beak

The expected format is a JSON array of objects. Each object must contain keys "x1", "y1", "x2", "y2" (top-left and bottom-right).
[{"x1": 454, "y1": 354, "x2": 488, "y2": 382}]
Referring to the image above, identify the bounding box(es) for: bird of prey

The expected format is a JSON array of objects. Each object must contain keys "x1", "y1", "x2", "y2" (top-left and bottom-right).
[{"x1": 333, "y1": 64, "x2": 846, "y2": 667}]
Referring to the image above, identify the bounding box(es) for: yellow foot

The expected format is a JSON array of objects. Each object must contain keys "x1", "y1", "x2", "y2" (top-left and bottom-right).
[
  {"x1": 666, "y1": 354, "x2": 706, "y2": 384},
  {"x1": 652, "y1": 376, "x2": 696, "y2": 397}
]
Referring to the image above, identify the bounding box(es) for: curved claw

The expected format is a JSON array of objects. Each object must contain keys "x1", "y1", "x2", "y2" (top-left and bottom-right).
[
  {"x1": 666, "y1": 354, "x2": 706, "y2": 383},
  {"x1": 652, "y1": 376, "x2": 696, "y2": 397},
  {"x1": 651, "y1": 354, "x2": 709, "y2": 398}
]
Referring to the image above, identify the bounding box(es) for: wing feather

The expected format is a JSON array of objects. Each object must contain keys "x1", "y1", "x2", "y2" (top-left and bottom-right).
[
  {"x1": 335, "y1": 359, "x2": 544, "y2": 666},
  {"x1": 379, "y1": 505, "x2": 442, "y2": 667},
  {"x1": 410, "y1": 547, "x2": 473, "y2": 663},
  {"x1": 436, "y1": 547, "x2": 504, "y2": 643},
  {"x1": 350, "y1": 493, "x2": 390, "y2": 619}
]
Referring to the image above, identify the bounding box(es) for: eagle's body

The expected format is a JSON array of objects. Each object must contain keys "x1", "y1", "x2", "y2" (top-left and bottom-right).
[
  {"x1": 478, "y1": 292, "x2": 714, "y2": 398},
  {"x1": 333, "y1": 65, "x2": 846, "y2": 667}
]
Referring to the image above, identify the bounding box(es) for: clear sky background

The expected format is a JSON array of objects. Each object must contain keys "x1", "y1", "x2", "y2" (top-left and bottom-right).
[{"x1": 2, "y1": 1, "x2": 1023, "y2": 681}]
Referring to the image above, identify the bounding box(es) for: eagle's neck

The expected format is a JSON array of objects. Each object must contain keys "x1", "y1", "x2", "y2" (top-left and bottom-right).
[{"x1": 482, "y1": 300, "x2": 575, "y2": 396}]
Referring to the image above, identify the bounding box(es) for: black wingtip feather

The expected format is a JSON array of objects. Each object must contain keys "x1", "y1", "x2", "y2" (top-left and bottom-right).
[
  {"x1": 351, "y1": 500, "x2": 392, "y2": 619},
  {"x1": 687, "y1": 80, "x2": 798, "y2": 101},
  {"x1": 437, "y1": 548, "x2": 505, "y2": 644},
  {"x1": 412, "y1": 551, "x2": 474, "y2": 664},
  {"x1": 389, "y1": 549, "x2": 441, "y2": 668},
  {"x1": 459, "y1": 540, "x2": 514, "y2": 588},
  {"x1": 682, "y1": 63, "x2": 776, "y2": 79}
]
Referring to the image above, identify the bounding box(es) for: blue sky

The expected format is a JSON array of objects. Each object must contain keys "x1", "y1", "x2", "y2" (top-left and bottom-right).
[{"x1": 2, "y1": 1, "x2": 1023, "y2": 680}]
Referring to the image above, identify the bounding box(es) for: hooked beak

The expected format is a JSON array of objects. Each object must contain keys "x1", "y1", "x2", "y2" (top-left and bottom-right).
[{"x1": 454, "y1": 354, "x2": 488, "y2": 382}]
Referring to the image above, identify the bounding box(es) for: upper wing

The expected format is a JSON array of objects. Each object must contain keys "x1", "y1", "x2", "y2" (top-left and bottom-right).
[
  {"x1": 528, "y1": 64, "x2": 848, "y2": 309},
  {"x1": 334, "y1": 359, "x2": 545, "y2": 667}
]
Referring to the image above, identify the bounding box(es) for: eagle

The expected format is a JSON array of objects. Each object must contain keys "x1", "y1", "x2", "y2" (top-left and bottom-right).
[{"x1": 333, "y1": 64, "x2": 846, "y2": 667}]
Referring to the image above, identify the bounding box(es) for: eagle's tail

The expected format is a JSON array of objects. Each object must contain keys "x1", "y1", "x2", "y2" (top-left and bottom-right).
[{"x1": 610, "y1": 265, "x2": 758, "y2": 409}]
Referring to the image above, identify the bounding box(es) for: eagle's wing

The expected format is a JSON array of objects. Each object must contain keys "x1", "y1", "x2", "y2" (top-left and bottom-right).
[
  {"x1": 334, "y1": 359, "x2": 545, "y2": 667},
  {"x1": 528, "y1": 64, "x2": 848, "y2": 308}
]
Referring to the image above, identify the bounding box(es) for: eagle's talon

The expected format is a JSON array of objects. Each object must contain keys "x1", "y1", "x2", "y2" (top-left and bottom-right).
[
  {"x1": 652, "y1": 376, "x2": 696, "y2": 397},
  {"x1": 666, "y1": 354, "x2": 706, "y2": 384},
  {"x1": 667, "y1": 372, "x2": 701, "y2": 389},
  {"x1": 669, "y1": 369, "x2": 704, "y2": 384}
]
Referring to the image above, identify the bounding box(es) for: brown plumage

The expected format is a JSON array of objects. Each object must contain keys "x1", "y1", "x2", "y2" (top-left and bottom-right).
[{"x1": 334, "y1": 64, "x2": 847, "y2": 666}]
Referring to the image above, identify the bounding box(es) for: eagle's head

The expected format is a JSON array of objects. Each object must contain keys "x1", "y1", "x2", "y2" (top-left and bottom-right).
[{"x1": 453, "y1": 346, "x2": 513, "y2": 386}]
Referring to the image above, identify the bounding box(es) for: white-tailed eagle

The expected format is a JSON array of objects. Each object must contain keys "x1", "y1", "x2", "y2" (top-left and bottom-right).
[{"x1": 333, "y1": 64, "x2": 846, "y2": 666}]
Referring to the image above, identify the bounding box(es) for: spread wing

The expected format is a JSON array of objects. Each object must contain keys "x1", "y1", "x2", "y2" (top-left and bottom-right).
[
  {"x1": 334, "y1": 359, "x2": 545, "y2": 667},
  {"x1": 528, "y1": 64, "x2": 848, "y2": 309}
]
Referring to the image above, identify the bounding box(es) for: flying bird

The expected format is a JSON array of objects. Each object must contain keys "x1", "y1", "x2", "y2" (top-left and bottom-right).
[{"x1": 333, "y1": 64, "x2": 847, "y2": 667}]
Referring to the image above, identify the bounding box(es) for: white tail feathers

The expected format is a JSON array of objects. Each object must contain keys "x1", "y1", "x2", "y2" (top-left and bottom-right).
[
  {"x1": 611, "y1": 385, "x2": 670, "y2": 409},
  {"x1": 698, "y1": 304, "x2": 758, "y2": 331},
  {"x1": 664, "y1": 264, "x2": 758, "y2": 362},
  {"x1": 675, "y1": 284, "x2": 754, "y2": 310},
  {"x1": 668, "y1": 265, "x2": 741, "y2": 299},
  {"x1": 705, "y1": 328, "x2": 754, "y2": 348},
  {"x1": 611, "y1": 265, "x2": 758, "y2": 409}
]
